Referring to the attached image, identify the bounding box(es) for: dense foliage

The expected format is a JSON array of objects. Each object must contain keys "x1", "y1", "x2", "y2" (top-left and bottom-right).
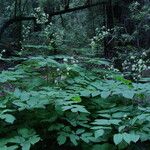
[
  {"x1": 0, "y1": 56, "x2": 150, "y2": 150},
  {"x1": 0, "y1": 0, "x2": 150, "y2": 150}
]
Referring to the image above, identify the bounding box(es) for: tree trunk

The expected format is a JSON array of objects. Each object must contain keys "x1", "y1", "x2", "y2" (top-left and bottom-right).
[{"x1": 104, "y1": 0, "x2": 114, "y2": 58}]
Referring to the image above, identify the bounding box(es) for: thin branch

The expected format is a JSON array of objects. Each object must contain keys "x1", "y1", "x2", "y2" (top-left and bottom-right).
[{"x1": 50, "y1": 1, "x2": 106, "y2": 16}]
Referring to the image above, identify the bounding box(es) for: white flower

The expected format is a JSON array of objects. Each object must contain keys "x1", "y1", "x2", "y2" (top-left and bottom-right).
[
  {"x1": 142, "y1": 52, "x2": 147, "y2": 56},
  {"x1": 54, "y1": 79, "x2": 58, "y2": 83},
  {"x1": 135, "y1": 1, "x2": 140, "y2": 6},
  {"x1": 142, "y1": 65, "x2": 147, "y2": 70},
  {"x1": 63, "y1": 58, "x2": 68, "y2": 62},
  {"x1": 102, "y1": 26, "x2": 105, "y2": 29},
  {"x1": 124, "y1": 60, "x2": 127, "y2": 65},
  {"x1": 57, "y1": 68, "x2": 60, "y2": 72},
  {"x1": 35, "y1": 7, "x2": 41, "y2": 12},
  {"x1": 91, "y1": 41, "x2": 95, "y2": 46},
  {"x1": 72, "y1": 60, "x2": 76, "y2": 64},
  {"x1": 132, "y1": 64, "x2": 136, "y2": 68},
  {"x1": 2, "y1": 49, "x2": 6, "y2": 53},
  {"x1": 60, "y1": 75, "x2": 67, "y2": 80},
  {"x1": 137, "y1": 74, "x2": 141, "y2": 78},
  {"x1": 66, "y1": 67, "x2": 71, "y2": 71},
  {"x1": 123, "y1": 114, "x2": 127, "y2": 118},
  {"x1": 132, "y1": 67, "x2": 135, "y2": 71},
  {"x1": 96, "y1": 28, "x2": 99, "y2": 31},
  {"x1": 66, "y1": 72, "x2": 69, "y2": 75},
  {"x1": 114, "y1": 69, "x2": 119, "y2": 72},
  {"x1": 130, "y1": 56, "x2": 135, "y2": 59},
  {"x1": 110, "y1": 65, "x2": 114, "y2": 69},
  {"x1": 138, "y1": 59, "x2": 143, "y2": 64}
]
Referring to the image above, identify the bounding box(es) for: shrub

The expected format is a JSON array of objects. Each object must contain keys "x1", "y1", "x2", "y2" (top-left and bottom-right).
[{"x1": 0, "y1": 56, "x2": 150, "y2": 149}]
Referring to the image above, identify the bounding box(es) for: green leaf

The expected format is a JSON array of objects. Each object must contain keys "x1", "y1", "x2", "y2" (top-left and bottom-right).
[
  {"x1": 98, "y1": 114, "x2": 111, "y2": 118},
  {"x1": 92, "y1": 119, "x2": 120, "y2": 125},
  {"x1": 81, "y1": 137, "x2": 90, "y2": 143},
  {"x1": 18, "y1": 128, "x2": 32, "y2": 138},
  {"x1": 80, "y1": 133, "x2": 93, "y2": 143},
  {"x1": 76, "y1": 129, "x2": 85, "y2": 135},
  {"x1": 21, "y1": 141, "x2": 31, "y2": 150},
  {"x1": 62, "y1": 106, "x2": 73, "y2": 111},
  {"x1": 118, "y1": 126, "x2": 126, "y2": 132},
  {"x1": 2, "y1": 114, "x2": 16, "y2": 124},
  {"x1": 7, "y1": 145, "x2": 19, "y2": 150},
  {"x1": 112, "y1": 112, "x2": 127, "y2": 118},
  {"x1": 71, "y1": 96, "x2": 82, "y2": 102},
  {"x1": 9, "y1": 136, "x2": 25, "y2": 144},
  {"x1": 109, "y1": 119, "x2": 121, "y2": 125},
  {"x1": 91, "y1": 91, "x2": 100, "y2": 97},
  {"x1": 91, "y1": 126, "x2": 111, "y2": 130},
  {"x1": 20, "y1": 92, "x2": 30, "y2": 101},
  {"x1": 69, "y1": 134, "x2": 78, "y2": 146},
  {"x1": 130, "y1": 134, "x2": 140, "y2": 143},
  {"x1": 12, "y1": 101, "x2": 27, "y2": 110},
  {"x1": 122, "y1": 90, "x2": 135, "y2": 99},
  {"x1": 123, "y1": 133, "x2": 131, "y2": 144},
  {"x1": 113, "y1": 134, "x2": 123, "y2": 145},
  {"x1": 57, "y1": 135, "x2": 67, "y2": 145},
  {"x1": 137, "y1": 114, "x2": 149, "y2": 120},
  {"x1": 80, "y1": 90, "x2": 91, "y2": 97},
  {"x1": 123, "y1": 133, "x2": 140, "y2": 144},
  {"x1": 101, "y1": 91, "x2": 111, "y2": 99},
  {"x1": 92, "y1": 119, "x2": 110, "y2": 125},
  {"x1": 94, "y1": 129, "x2": 104, "y2": 138},
  {"x1": 29, "y1": 136, "x2": 40, "y2": 145},
  {"x1": 69, "y1": 105, "x2": 90, "y2": 113},
  {"x1": 14, "y1": 88, "x2": 21, "y2": 98}
]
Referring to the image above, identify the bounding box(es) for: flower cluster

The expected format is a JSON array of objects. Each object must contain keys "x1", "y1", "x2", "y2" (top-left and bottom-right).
[
  {"x1": 90, "y1": 26, "x2": 111, "y2": 51},
  {"x1": 122, "y1": 52, "x2": 148, "y2": 80},
  {"x1": 22, "y1": 25, "x2": 31, "y2": 41},
  {"x1": 44, "y1": 24, "x2": 53, "y2": 36},
  {"x1": 33, "y1": 7, "x2": 49, "y2": 24},
  {"x1": 63, "y1": 57, "x2": 79, "y2": 66},
  {"x1": 129, "y1": 1, "x2": 140, "y2": 12},
  {"x1": 54, "y1": 57, "x2": 79, "y2": 84}
]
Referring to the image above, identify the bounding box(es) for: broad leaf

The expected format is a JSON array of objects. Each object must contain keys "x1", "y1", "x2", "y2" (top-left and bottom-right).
[{"x1": 113, "y1": 134, "x2": 123, "y2": 145}]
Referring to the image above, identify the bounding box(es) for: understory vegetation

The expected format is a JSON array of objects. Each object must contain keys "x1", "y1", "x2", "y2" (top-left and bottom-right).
[
  {"x1": 0, "y1": 0, "x2": 150, "y2": 150},
  {"x1": 0, "y1": 55, "x2": 150, "y2": 150}
]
